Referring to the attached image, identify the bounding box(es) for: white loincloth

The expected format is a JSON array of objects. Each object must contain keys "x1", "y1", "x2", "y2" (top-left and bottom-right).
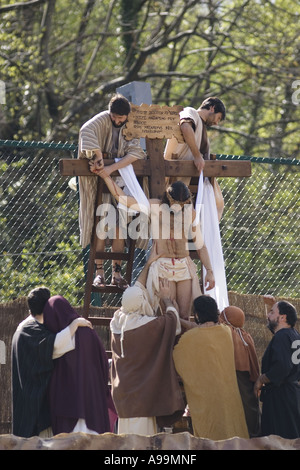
[{"x1": 146, "y1": 256, "x2": 201, "y2": 313}]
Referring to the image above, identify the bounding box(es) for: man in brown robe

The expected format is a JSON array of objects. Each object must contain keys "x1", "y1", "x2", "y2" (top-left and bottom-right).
[
  {"x1": 110, "y1": 243, "x2": 185, "y2": 435},
  {"x1": 219, "y1": 306, "x2": 261, "y2": 437}
]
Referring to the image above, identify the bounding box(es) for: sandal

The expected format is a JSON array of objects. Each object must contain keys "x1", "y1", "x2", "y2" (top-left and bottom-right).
[
  {"x1": 93, "y1": 274, "x2": 106, "y2": 288},
  {"x1": 111, "y1": 276, "x2": 129, "y2": 290}
]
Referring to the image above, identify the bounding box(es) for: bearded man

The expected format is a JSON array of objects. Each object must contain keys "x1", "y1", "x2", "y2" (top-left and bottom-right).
[
  {"x1": 78, "y1": 93, "x2": 147, "y2": 289},
  {"x1": 254, "y1": 296, "x2": 300, "y2": 439}
]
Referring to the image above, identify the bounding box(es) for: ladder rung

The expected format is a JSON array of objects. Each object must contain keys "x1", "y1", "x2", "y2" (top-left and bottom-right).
[
  {"x1": 91, "y1": 285, "x2": 128, "y2": 293},
  {"x1": 88, "y1": 316, "x2": 112, "y2": 326},
  {"x1": 95, "y1": 252, "x2": 131, "y2": 260}
]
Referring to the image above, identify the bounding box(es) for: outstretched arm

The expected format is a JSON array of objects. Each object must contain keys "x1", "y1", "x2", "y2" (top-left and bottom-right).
[
  {"x1": 136, "y1": 241, "x2": 165, "y2": 287},
  {"x1": 99, "y1": 155, "x2": 139, "y2": 177},
  {"x1": 94, "y1": 168, "x2": 138, "y2": 208}
]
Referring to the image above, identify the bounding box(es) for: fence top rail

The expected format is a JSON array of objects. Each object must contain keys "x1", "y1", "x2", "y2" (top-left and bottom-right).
[
  {"x1": 0, "y1": 140, "x2": 299, "y2": 166},
  {"x1": 0, "y1": 139, "x2": 77, "y2": 151}
]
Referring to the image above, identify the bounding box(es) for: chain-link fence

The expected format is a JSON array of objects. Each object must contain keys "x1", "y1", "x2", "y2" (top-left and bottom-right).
[{"x1": 0, "y1": 140, "x2": 299, "y2": 308}]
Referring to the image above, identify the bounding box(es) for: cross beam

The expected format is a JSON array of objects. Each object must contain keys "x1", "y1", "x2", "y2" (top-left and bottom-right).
[
  {"x1": 60, "y1": 136, "x2": 251, "y2": 319},
  {"x1": 60, "y1": 142, "x2": 251, "y2": 199}
]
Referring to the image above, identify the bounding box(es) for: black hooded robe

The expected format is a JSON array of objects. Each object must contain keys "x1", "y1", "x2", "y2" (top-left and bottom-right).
[
  {"x1": 12, "y1": 317, "x2": 55, "y2": 437},
  {"x1": 261, "y1": 327, "x2": 300, "y2": 439}
]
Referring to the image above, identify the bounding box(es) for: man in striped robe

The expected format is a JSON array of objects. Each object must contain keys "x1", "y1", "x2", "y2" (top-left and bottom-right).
[{"x1": 78, "y1": 93, "x2": 147, "y2": 289}]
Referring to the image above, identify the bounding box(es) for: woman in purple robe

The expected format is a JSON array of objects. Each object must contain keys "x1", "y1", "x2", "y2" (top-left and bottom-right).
[{"x1": 43, "y1": 295, "x2": 115, "y2": 435}]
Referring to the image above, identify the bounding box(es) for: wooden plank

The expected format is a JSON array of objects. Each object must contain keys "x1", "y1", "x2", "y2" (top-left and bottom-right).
[
  {"x1": 91, "y1": 285, "x2": 127, "y2": 294},
  {"x1": 146, "y1": 138, "x2": 166, "y2": 199},
  {"x1": 123, "y1": 103, "x2": 184, "y2": 143},
  {"x1": 59, "y1": 157, "x2": 251, "y2": 178},
  {"x1": 165, "y1": 160, "x2": 251, "y2": 178},
  {"x1": 95, "y1": 251, "x2": 131, "y2": 261},
  {"x1": 88, "y1": 316, "x2": 112, "y2": 326},
  {"x1": 83, "y1": 178, "x2": 104, "y2": 316},
  {"x1": 59, "y1": 158, "x2": 150, "y2": 177}
]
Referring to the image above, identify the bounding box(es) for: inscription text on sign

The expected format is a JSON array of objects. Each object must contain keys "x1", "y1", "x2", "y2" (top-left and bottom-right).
[{"x1": 123, "y1": 103, "x2": 184, "y2": 143}]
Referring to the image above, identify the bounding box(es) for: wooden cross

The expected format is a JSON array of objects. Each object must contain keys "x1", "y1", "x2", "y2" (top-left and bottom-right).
[{"x1": 59, "y1": 104, "x2": 251, "y2": 323}]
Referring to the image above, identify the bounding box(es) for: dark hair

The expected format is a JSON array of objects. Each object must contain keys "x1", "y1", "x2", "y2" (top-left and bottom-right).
[
  {"x1": 278, "y1": 300, "x2": 298, "y2": 327},
  {"x1": 108, "y1": 93, "x2": 131, "y2": 116},
  {"x1": 200, "y1": 97, "x2": 226, "y2": 121},
  {"x1": 161, "y1": 181, "x2": 192, "y2": 207},
  {"x1": 193, "y1": 295, "x2": 219, "y2": 324},
  {"x1": 27, "y1": 286, "x2": 51, "y2": 316}
]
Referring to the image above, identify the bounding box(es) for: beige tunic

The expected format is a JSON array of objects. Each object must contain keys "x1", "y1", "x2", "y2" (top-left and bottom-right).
[
  {"x1": 164, "y1": 106, "x2": 210, "y2": 185},
  {"x1": 173, "y1": 324, "x2": 249, "y2": 440},
  {"x1": 77, "y1": 110, "x2": 146, "y2": 248}
]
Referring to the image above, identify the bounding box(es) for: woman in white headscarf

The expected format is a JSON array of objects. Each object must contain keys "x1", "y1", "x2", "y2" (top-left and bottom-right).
[{"x1": 110, "y1": 243, "x2": 184, "y2": 435}]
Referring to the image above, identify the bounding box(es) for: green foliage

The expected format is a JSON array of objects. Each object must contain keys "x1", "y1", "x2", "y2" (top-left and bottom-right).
[
  {"x1": 0, "y1": 0, "x2": 299, "y2": 303},
  {"x1": 0, "y1": 0, "x2": 299, "y2": 161}
]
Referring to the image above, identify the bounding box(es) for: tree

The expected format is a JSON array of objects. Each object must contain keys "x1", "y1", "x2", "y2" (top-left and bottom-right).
[{"x1": 0, "y1": 0, "x2": 299, "y2": 161}]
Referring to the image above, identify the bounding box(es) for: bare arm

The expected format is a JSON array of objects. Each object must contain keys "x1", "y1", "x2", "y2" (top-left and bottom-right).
[
  {"x1": 102, "y1": 155, "x2": 139, "y2": 177},
  {"x1": 158, "y1": 278, "x2": 181, "y2": 334},
  {"x1": 136, "y1": 241, "x2": 164, "y2": 287},
  {"x1": 88, "y1": 152, "x2": 138, "y2": 177},
  {"x1": 96, "y1": 169, "x2": 138, "y2": 208},
  {"x1": 197, "y1": 244, "x2": 215, "y2": 291},
  {"x1": 181, "y1": 121, "x2": 205, "y2": 173}
]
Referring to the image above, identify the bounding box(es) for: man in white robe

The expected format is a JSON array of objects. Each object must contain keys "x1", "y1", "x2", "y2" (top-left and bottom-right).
[
  {"x1": 164, "y1": 97, "x2": 229, "y2": 310},
  {"x1": 164, "y1": 96, "x2": 226, "y2": 183}
]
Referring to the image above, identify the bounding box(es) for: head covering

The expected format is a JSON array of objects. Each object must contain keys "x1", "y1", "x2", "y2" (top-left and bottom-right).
[
  {"x1": 44, "y1": 295, "x2": 78, "y2": 332},
  {"x1": 219, "y1": 306, "x2": 259, "y2": 382},
  {"x1": 220, "y1": 306, "x2": 246, "y2": 337},
  {"x1": 121, "y1": 284, "x2": 155, "y2": 317},
  {"x1": 110, "y1": 282, "x2": 156, "y2": 357},
  {"x1": 43, "y1": 295, "x2": 112, "y2": 434}
]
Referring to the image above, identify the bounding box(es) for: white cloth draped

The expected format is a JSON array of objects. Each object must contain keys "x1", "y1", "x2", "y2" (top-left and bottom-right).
[
  {"x1": 116, "y1": 159, "x2": 150, "y2": 216},
  {"x1": 194, "y1": 173, "x2": 229, "y2": 311}
]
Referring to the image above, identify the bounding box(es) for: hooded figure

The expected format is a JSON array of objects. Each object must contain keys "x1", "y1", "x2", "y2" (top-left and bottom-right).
[
  {"x1": 43, "y1": 295, "x2": 115, "y2": 435},
  {"x1": 219, "y1": 306, "x2": 261, "y2": 437},
  {"x1": 110, "y1": 281, "x2": 184, "y2": 435}
]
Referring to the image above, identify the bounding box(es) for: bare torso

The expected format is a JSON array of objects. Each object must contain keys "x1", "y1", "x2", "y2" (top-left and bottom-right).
[{"x1": 149, "y1": 200, "x2": 194, "y2": 258}]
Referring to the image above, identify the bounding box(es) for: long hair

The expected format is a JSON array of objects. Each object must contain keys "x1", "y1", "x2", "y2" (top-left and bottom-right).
[
  {"x1": 161, "y1": 181, "x2": 193, "y2": 208},
  {"x1": 200, "y1": 97, "x2": 226, "y2": 120}
]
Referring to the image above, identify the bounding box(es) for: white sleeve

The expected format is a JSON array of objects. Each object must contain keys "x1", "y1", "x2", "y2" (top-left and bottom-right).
[
  {"x1": 166, "y1": 306, "x2": 182, "y2": 335},
  {"x1": 53, "y1": 326, "x2": 75, "y2": 359}
]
